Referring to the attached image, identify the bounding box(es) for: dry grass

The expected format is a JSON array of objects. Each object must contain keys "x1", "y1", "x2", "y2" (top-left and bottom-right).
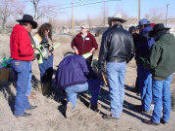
[{"x1": 0, "y1": 33, "x2": 175, "y2": 131}]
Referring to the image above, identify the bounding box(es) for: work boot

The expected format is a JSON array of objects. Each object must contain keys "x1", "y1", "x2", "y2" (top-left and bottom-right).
[
  {"x1": 160, "y1": 119, "x2": 168, "y2": 125},
  {"x1": 15, "y1": 112, "x2": 31, "y2": 118},
  {"x1": 134, "y1": 105, "x2": 142, "y2": 112},
  {"x1": 102, "y1": 114, "x2": 119, "y2": 122},
  {"x1": 66, "y1": 102, "x2": 73, "y2": 118},
  {"x1": 26, "y1": 106, "x2": 37, "y2": 111},
  {"x1": 90, "y1": 104, "x2": 99, "y2": 112},
  {"x1": 143, "y1": 119, "x2": 160, "y2": 126},
  {"x1": 134, "y1": 105, "x2": 150, "y2": 114}
]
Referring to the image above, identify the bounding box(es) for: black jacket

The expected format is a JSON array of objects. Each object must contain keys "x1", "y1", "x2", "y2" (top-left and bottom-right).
[{"x1": 98, "y1": 24, "x2": 134, "y2": 70}]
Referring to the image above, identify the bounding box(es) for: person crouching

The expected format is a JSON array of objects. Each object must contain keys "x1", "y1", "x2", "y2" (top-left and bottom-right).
[{"x1": 56, "y1": 52, "x2": 90, "y2": 118}]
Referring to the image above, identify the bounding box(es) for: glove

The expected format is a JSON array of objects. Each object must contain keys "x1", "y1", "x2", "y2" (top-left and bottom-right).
[{"x1": 35, "y1": 54, "x2": 40, "y2": 60}]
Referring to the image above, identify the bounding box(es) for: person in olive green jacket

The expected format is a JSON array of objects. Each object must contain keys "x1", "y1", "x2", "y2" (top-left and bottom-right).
[{"x1": 144, "y1": 23, "x2": 175, "y2": 125}]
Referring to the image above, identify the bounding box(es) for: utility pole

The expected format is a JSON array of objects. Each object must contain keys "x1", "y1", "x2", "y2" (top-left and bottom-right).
[
  {"x1": 104, "y1": 1, "x2": 106, "y2": 26},
  {"x1": 166, "y1": 4, "x2": 169, "y2": 26},
  {"x1": 138, "y1": 0, "x2": 141, "y2": 21},
  {"x1": 71, "y1": 0, "x2": 74, "y2": 29}
]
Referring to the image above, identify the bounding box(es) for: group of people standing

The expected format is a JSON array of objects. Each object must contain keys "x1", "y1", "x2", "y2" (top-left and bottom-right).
[
  {"x1": 10, "y1": 14, "x2": 175, "y2": 126},
  {"x1": 129, "y1": 19, "x2": 175, "y2": 125}
]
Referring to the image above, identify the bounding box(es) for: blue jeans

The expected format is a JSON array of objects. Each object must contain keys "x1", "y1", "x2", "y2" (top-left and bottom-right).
[
  {"x1": 11, "y1": 60, "x2": 31, "y2": 115},
  {"x1": 88, "y1": 79, "x2": 101, "y2": 106},
  {"x1": 39, "y1": 55, "x2": 53, "y2": 82},
  {"x1": 25, "y1": 62, "x2": 32, "y2": 96},
  {"x1": 106, "y1": 62, "x2": 126, "y2": 118},
  {"x1": 152, "y1": 75, "x2": 172, "y2": 123},
  {"x1": 137, "y1": 64, "x2": 152, "y2": 111},
  {"x1": 65, "y1": 82, "x2": 88, "y2": 108}
]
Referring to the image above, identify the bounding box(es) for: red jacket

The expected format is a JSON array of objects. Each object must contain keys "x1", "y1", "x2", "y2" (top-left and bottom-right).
[
  {"x1": 71, "y1": 32, "x2": 98, "y2": 55},
  {"x1": 10, "y1": 24, "x2": 34, "y2": 61}
]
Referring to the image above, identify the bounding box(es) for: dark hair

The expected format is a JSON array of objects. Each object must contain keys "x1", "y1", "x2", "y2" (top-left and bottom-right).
[
  {"x1": 37, "y1": 23, "x2": 52, "y2": 40},
  {"x1": 19, "y1": 22, "x2": 30, "y2": 26},
  {"x1": 129, "y1": 26, "x2": 136, "y2": 34}
]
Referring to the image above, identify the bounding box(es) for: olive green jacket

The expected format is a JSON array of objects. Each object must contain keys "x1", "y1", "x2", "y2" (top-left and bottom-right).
[{"x1": 149, "y1": 33, "x2": 175, "y2": 80}]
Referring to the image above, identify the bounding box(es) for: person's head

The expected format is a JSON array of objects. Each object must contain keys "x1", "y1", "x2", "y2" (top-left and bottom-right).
[
  {"x1": 108, "y1": 14, "x2": 126, "y2": 27},
  {"x1": 19, "y1": 22, "x2": 33, "y2": 32},
  {"x1": 149, "y1": 23, "x2": 170, "y2": 40},
  {"x1": 111, "y1": 21, "x2": 123, "y2": 26},
  {"x1": 135, "y1": 26, "x2": 140, "y2": 34},
  {"x1": 17, "y1": 14, "x2": 38, "y2": 32},
  {"x1": 80, "y1": 24, "x2": 89, "y2": 34},
  {"x1": 38, "y1": 23, "x2": 52, "y2": 39},
  {"x1": 139, "y1": 18, "x2": 150, "y2": 30},
  {"x1": 129, "y1": 26, "x2": 136, "y2": 34}
]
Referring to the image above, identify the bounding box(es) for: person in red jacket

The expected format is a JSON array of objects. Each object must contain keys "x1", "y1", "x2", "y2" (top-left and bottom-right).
[
  {"x1": 71, "y1": 24, "x2": 98, "y2": 78},
  {"x1": 71, "y1": 24, "x2": 98, "y2": 56},
  {"x1": 10, "y1": 14, "x2": 38, "y2": 117},
  {"x1": 71, "y1": 24, "x2": 100, "y2": 111}
]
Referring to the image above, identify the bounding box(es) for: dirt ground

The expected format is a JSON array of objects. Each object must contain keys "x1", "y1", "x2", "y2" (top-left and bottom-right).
[{"x1": 0, "y1": 34, "x2": 175, "y2": 131}]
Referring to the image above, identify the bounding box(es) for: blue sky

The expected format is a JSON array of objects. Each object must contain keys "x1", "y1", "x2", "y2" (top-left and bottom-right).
[{"x1": 24, "y1": 0, "x2": 175, "y2": 20}]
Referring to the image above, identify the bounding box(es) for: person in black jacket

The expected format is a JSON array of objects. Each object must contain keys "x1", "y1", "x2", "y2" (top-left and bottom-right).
[
  {"x1": 98, "y1": 14, "x2": 134, "y2": 120},
  {"x1": 134, "y1": 19, "x2": 155, "y2": 113}
]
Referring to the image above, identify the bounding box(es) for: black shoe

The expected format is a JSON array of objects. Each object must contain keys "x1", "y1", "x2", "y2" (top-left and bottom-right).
[
  {"x1": 26, "y1": 106, "x2": 37, "y2": 111},
  {"x1": 160, "y1": 119, "x2": 168, "y2": 124},
  {"x1": 90, "y1": 104, "x2": 99, "y2": 112},
  {"x1": 15, "y1": 112, "x2": 31, "y2": 118},
  {"x1": 102, "y1": 114, "x2": 119, "y2": 121},
  {"x1": 134, "y1": 105, "x2": 149, "y2": 113},
  {"x1": 143, "y1": 119, "x2": 160, "y2": 126},
  {"x1": 134, "y1": 105, "x2": 143, "y2": 112}
]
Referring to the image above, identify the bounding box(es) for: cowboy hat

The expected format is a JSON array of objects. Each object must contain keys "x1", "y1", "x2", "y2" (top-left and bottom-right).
[
  {"x1": 149, "y1": 23, "x2": 170, "y2": 36},
  {"x1": 81, "y1": 24, "x2": 89, "y2": 29},
  {"x1": 108, "y1": 14, "x2": 126, "y2": 24},
  {"x1": 17, "y1": 14, "x2": 38, "y2": 29}
]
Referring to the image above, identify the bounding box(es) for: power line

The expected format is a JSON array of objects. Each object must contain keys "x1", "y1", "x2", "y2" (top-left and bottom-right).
[{"x1": 54, "y1": 0, "x2": 121, "y2": 10}]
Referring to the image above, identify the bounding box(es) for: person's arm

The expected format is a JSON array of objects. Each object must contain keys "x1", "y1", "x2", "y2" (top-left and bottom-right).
[
  {"x1": 90, "y1": 35, "x2": 98, "y2": 54},
  {"x1": 98, "y1": 31, "x2": 109, "y2": 72},
  {"x1": 18, "y1": 31, "x2": 34, "y2": 56},
  {"x1": 71, "y1": 37, "x2": 79, "y2": 55},
  {"x1": 127, "y1": 34, "x2": 135, "y2": 63},
  {"x1": 79, "y1": 57, "x2": 89, "y2": 75},
  {"x1": 149, "y1": 43, "x2": 162, "y2": 69},
  {"x1": 33, "y1": 35, "x2": 42, "y2": 59}
]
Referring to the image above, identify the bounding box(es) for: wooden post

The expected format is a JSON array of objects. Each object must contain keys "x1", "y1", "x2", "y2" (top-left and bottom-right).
[
  {"x1": 165, "y1": 4, "x2": 169, "y2": 26},
  {"x1": 71, "y1": 1, "x2": 74, "y2": 29},
  {"x1": 138, "y1": 0, "x2": 141, "y2": 21}
]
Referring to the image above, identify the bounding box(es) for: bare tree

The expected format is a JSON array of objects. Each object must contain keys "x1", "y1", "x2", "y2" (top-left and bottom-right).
[
  {"x1": 144, "y1": 8, "x2": 165, "y2": 23},
  {"x1": 28, "y1": 0, "x2": 40, "y2": 20},
  {"x1": 28, "y1": 0, "x2": 57, "y2": 21},
  {"x1": 0, "y1": 0, "x2": 25, "y2": 29},
  {"x1": 0, "y1": 0, "x2": 11, "y2": 29}
]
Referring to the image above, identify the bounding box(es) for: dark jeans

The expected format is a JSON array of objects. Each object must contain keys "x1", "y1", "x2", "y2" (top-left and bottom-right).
[
  {"x1": 86, "y1": 56, "x2": 101, "y2": 105},
  {"x1": 137, "y1": 64, "x2": 152, "y2": 111},
  {"x1": 39, "y1": 55, "x2": 53, "y2": 83},
  {"x1": 88, "y1": 78, "x2": 101, "y2": 106},
  {"x1": 11, "y1": 60, "x2": 31, "y2": 115}
]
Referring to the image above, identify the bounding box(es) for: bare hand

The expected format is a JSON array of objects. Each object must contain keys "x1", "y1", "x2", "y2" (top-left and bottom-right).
[
  {"x1": 74, "y1": 48, "x2": 79, "y2": 55},
  {"x1": 90, "y1": 48, "x2": 95, "y2": 54}
]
